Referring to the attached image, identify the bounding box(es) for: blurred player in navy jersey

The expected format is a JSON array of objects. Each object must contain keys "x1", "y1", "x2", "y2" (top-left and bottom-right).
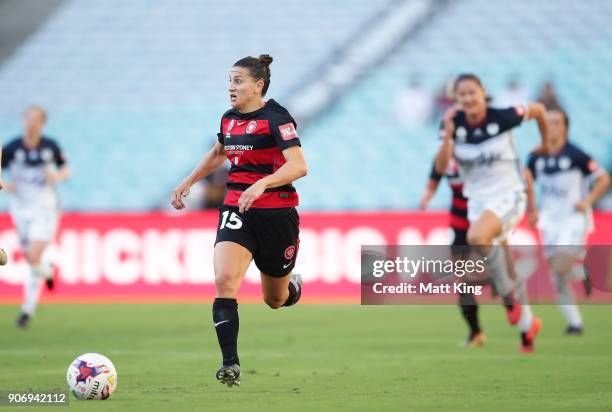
[
  {"x1": 2, "y1": 105, "x2": 70, "y2": 328},
  {"x1": 171, "y1": 55, "x2": 307, "y2": 387},
  {"x1": 435, "y1": 73, "x2": 549, "y2": 352},
  {"x1": 420, "y1": 159, "x2": 525, "y2": 348},
  {"x1": 526, "y1": 108, "x2": 610, "y2": 335}
]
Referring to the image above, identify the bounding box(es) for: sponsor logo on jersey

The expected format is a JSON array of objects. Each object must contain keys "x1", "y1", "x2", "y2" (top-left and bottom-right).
[
  {"x1": 279, "y1": 123, "x2": 298, "y2": 141},
  {"x1": 246, "y1": 120, "x2": 258, "y2": 134},
  {"x1": 226, "y1": 119, "x2": 235, "y2": 133},
  {"x1": 486, "y1": 123, "x2": 500, "y2": 136},
  {"x1": 558, "y1": 156, "x2": 571, "y2": 170},
  {"x1": 458, "y1": 152, "x2": 501, "y2": 167},
  {"x1": 284, "y1": 245, "x2": 296, "y2": 260}
]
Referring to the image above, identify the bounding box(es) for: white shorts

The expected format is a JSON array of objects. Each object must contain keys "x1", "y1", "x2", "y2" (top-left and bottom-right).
[
  {"x1": 468, "y1": 191, "x2": 526, "y2": 240},
  {"x1": 12, "y1": 210, "x2": 59, "y2": 248},
  {"x1": 540, "y1": 213, "x2": 588, "y2": 258}
]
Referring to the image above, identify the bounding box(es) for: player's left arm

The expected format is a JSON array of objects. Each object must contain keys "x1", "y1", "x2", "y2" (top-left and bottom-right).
[
  {"x1": 238, "y1": 146, "x2": 307, "y2": 213},
  {"x1": 45, "y1": 141, "x2": 70, "y2": 184},
  {"x1": 576, "y1": 168, "x2": 610, "y2": 212},
  {"x1": 523, "y1": 167, "x2": 538, "y2": 228}
]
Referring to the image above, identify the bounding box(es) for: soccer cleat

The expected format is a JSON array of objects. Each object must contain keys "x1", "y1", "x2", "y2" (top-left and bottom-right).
[
  {"x1": 565, "y1": 325, "x2": 583, "y2": 335},
  {"x1": 16, "y1": 313, "x2": 30, "y2": 329},
  {"x1": 520, "y1": 316, "x2": 542, "y2": 353},
  {"x1": 283, "y1": 272, "x2": 302, "y2": 307},
  {"x1": 464, "y1": 332, "x2": 487, "y2": 348},
  {"x1": 216, "y1": 364, "x2": 241, "y2": 387},
  {"x1": 289, "y1": 272, "x2": 302, "y2": 303},
  {"x1": 504, "y1": 297, "x2": 522, "y2": 326}
]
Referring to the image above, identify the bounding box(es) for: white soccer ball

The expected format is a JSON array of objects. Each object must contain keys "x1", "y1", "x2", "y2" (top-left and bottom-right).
[{"x1": 66, "y1": 353, "x2": 117, "y2": 400}]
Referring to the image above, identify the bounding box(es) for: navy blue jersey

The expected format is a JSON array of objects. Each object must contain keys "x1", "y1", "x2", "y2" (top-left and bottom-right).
[
  {"x1": 446, "y1": 106, "x2": 527, "y2": 198},
  {"x1": 2, "y1": 135, "x2": 67, "y2": 213},
  {"x1": 527, "y1": 142, "x2": 604, "y2": 216}
]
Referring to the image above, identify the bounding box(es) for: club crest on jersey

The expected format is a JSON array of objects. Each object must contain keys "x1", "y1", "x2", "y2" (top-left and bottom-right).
[
  {"x1": 279, "y1": 123, "x2": 298, "y2": 141},
  {"x1": 486, "y1": 123, "x2": 500, "y2": 136},
  {"x1": 41, "y1": 148, "x2": 53, "y2": 162},
  {"x1": 284, "y1": 245, "x2": 296, "y2": 260},
  {"x1": 15, "y1": 149, "x2": 25, "y2": 162},
  {"x1": 455, "y1": 126, "x2": 467, "y2": 142},
  {"x1": 558, "y1": 156, "x2": 571, "y2": 170},
  {"x1": 246, "y1": 120, "x2": 258, "y2": 134}
]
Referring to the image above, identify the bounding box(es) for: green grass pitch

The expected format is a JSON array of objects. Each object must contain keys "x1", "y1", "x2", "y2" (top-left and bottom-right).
[{"x1": 1, "y1": 304, "x2": 611, "y2": 411}]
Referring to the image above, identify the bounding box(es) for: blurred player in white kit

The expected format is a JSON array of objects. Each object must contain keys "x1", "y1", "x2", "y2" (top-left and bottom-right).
[
  {"x1": 1, "y1": 106, "x2": 70, "y2": 328},
  {"x1": 526, "y1": 107, "x2": 610, "y2": 334}
]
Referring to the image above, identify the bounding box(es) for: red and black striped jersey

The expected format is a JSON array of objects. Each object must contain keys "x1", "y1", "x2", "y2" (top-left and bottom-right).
[
  {"x1": 217, "y1": 99, "x2": 301, "y2": 209},
  {"x1": 429, "y1": 158, "x2": 469, "y2": 231}
]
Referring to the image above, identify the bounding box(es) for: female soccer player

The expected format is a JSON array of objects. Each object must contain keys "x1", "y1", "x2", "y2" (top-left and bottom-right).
[
  {"x1": 435, "y1": 74, "x2": 549, "y2": 352},
  {"x1": 420, "y1": 159, "x2": 526, "y2": 348},
  {"x1": 2, "y1": 105, "x2": 70, "y2": 328},
  {"x1": 171, "y1": 55, "x2": 307, "y2": 386},
  {"x1": 526, "y1": 108, "x2": 610, "y2": 335}
]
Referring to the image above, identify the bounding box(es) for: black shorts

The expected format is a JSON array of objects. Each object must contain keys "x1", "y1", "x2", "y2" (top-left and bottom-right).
[{"x1": 214, "y1": 205, "x2": 300, "y2": 278}]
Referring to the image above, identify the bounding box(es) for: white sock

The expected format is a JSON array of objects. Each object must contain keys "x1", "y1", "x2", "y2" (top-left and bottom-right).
[
  {"x1": 22, "y1": 267, "x2": 43, "y2": 315},
  {"x1": 486, "y1": 245, "x2": 513, "y2": 297},
  {"x1": 555, "y1": 273, "x2": 583, "y2": 327},
  {"x1": 558, "y1": 305, "x2": 583, "y2": 328},
  {"x1": 518, "y1": 304, "x2": 534, "y2": 332}
]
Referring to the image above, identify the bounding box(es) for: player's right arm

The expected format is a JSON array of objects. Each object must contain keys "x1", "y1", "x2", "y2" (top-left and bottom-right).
[
  {"x1": 420, "y1": 163, "x2": 442, "y2": 210},
  {"x1": 171, "y1": 142, "x2": 227, "y2": 210},
  {"x1": 434, "y1": 106, "x2": 458, "y2": 174}
]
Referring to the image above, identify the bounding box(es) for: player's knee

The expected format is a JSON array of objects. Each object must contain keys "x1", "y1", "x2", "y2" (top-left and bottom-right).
[
  {"x1": 263, "y1": 295, "x2": 284, "y2": 309},
  {"x1": 467, "y1": 231, "x2": 489, "y2": 247},
  {"x1": 214, "y1": 273, "x2": 240, "y2": 296}
]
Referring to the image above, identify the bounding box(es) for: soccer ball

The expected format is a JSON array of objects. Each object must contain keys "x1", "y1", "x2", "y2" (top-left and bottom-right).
[{"x1": 66, "y1": 353, "x2": 117, "y2": 400}]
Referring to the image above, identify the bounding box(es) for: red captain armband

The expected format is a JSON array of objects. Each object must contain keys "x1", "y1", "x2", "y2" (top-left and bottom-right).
[{"x1": 278, "y1": 122, "x2": 299, "y2": 141}]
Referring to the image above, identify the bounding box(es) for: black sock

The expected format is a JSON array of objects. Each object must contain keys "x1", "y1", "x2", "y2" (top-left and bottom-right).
[
  {"x1": 282, "y1": 277, "x2": 301, "y2": 307},
  {"x1": 521, "y1": 332, "x2": 529, "y2": 346},
  {"x1": 458, "y1": 292, "x2": 481, "y2": 336},
  {"x1": 212, "y1": 298, "x2": 240, "y2": 366}
]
